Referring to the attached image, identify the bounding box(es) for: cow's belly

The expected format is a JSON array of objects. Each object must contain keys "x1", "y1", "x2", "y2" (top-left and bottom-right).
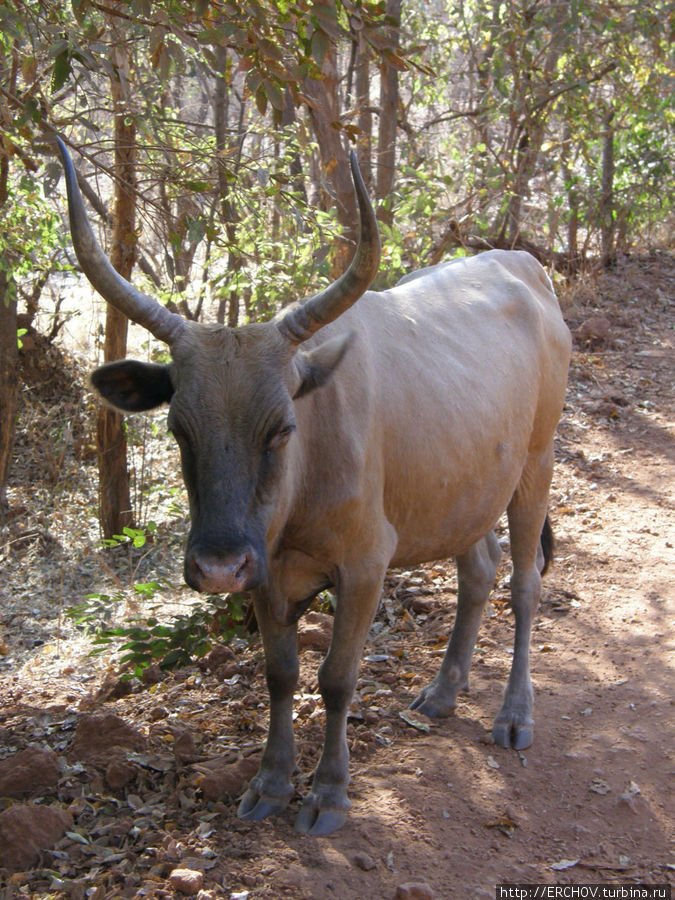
[
  {"x1": 385, "y1": 432, "x2": 529, "y2": 566},
  {"x1": 389, "y1": 492, "x2": 509, "y2": 566}
]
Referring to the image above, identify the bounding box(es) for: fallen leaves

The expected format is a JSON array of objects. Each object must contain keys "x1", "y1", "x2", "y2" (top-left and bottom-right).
[
  {"x1": 483, "y1": 811, "x2": 518, "y2": 838},
  {"x1": 398, "y1": 710, "x2": 431, "y2": 733},
  {"x1": 550, "y1": 858, "x2": 579, "y2": 871}
]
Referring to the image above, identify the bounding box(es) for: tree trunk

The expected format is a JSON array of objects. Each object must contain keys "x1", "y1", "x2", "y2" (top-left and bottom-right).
[
  {"x1": 281, "y1": 87, "x2": 307, "y2": 200},
  {"x1": 97, "y1": 11, "x2": 135, "y2": 538},
  {"x1": 0, "y1": 54, "x2": 19, "y2": 512},
  {"x1": 600, "y1": 107, "x2": 615, "y2": 268},
  {"x1": 303, "y1": 39, "x2": 358, "y2": 275},
  {"x1": 0, "y1": 269, "x2": 18, "y2": 512},
  {"x1": 499, "y1": 5, "x2": 568, "y2": 246},
  {"x1": 561, "y1": 122, "x2": 580, "y2": 270},
  {"x1": 214, "y1": 45, "x2": 246, "y2": 327},
  {"x1": 504, "y1": 130, "x2": 534, "y2": 246},
  {"x1": 375, "y1": 0, "x2": 401, "y2": 225},
  {"x1": 355, "y1": 31, "x2": 372, "y2": 191}
]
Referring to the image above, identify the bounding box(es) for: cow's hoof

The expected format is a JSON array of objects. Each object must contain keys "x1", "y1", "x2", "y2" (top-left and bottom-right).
[
  {"x1": 237, "y1": 792, "x2": 288, "y2": 821},
  {"x1": 492, "y1": 720, "x2": 533, "y2": 750},
  {"x1": 295, "y1": 791, "x2": 350, "y2": 836},
  {"x1": 409, "y1": 684, "x2": 461, "y2": 718},
  {"x1": 237, "y1": 777, "x2": 292, "y2": 822},
  {"x1": 295, "y1": 804, "x2": 348, "y2": 836}
]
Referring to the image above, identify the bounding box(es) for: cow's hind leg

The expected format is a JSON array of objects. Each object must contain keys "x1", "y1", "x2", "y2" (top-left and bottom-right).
[
  {"x1": 238, "y1": 594, "x2": 298, "y2": 821},
  {"x1": 493, "y1": 446, "x2": 553, "y2": 751},
  {"x1": 410, "y1": 531, "x2": 502, "y2": 718}
]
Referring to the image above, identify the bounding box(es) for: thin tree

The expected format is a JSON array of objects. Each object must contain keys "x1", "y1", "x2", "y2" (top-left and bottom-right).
[
  {"x1": 376, "y1": 0, "x2": 402, "y2": 225},
  {"x1": 303, "y1": 36, "x2": 358, "y2": 274},
  {"x1": 0, "y1": 50, "x2": 20, "y2": 511},
  {"x1": 600, "y1": 106, "x2": 615, "y2": 268},
  {"x1": 96, "y1": 6, "x2": 136, "y2": 537}
]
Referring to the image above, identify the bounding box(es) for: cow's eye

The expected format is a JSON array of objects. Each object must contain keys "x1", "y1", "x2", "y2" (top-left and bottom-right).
[{"x1": 267, "y1": 424, "x2": 295, "y2": 451}]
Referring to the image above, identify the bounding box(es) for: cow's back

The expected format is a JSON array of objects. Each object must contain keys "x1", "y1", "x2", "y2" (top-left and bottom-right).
[{"x1": 295, "y1": 250, "x2": 571, "y2": 566}]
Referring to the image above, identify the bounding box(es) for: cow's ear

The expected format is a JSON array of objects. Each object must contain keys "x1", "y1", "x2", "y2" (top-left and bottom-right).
[
  {"x1": 90, "y1": 360, "x2": 174, "y2": 412},
  {"x1": 292, "y1": 331, "x2": 354, "y2": 400}
]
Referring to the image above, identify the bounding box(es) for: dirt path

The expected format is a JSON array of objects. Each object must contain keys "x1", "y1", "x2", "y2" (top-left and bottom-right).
[{"x1": 0, "y1": 255, "x2": 673, "y2": 898}]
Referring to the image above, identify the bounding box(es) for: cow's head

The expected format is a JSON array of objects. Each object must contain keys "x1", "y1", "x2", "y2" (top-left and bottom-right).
[{"x1": 56, "y1": 137, "x2": 380, "y2": 595}]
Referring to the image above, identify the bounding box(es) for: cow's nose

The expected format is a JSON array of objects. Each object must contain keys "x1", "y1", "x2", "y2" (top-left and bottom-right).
[{"x1": 185, "y1": 550, "x2": 258, "y2": 593}]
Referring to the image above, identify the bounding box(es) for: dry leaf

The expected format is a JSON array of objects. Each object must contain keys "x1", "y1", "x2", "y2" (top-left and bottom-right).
[
  {"x1": 483, "y1": 812, "x2": 517, "y2": 837},
  {"x1": 551, "y1": 858, "x2": 579, "y2": 871},
  {"x1": 398, "y1": 711, "x2": 431, "y2": 733}
]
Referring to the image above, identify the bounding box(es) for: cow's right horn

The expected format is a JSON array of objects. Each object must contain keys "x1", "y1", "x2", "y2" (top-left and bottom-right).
[
  {"x1": 276, "y1": 151, "x2": 381, "y2": 344},
  {"x1": 56, "y1": 136, "x2": 185, "y2": 345}
]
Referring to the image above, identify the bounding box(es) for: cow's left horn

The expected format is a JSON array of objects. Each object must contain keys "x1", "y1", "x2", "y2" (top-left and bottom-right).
[
  {"x1": 276, "y1": 151, "x2": 381, "y2": 344},
  {"x1": 55, "y1": 136, "x2": 185, "y2": 345}
]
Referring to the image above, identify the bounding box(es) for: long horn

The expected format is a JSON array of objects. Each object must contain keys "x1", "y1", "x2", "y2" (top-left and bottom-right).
[
  {"x1": 55, "y1": 136, "x2": 185, "y2": 345},
  {"x1": 276, "y1": 150, "x2": 381, "y2": 344}
]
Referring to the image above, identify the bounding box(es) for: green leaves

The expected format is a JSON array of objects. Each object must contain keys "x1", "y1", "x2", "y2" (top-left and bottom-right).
[
  {"x1": 0, "y1": 164, "x2": 64, "y2": 312},
  {"x1": 102, "y1": 524, "x2": 157, "y2": 550},
  {"x1": 79, "y1": 591, "x2": 249, "y2": 676},
  {"x1": 50, "y1": 39, "x2": 72, "y2": 93}
]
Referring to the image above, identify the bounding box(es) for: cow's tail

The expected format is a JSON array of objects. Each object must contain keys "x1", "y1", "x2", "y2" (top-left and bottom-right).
[{"x1": 539, "y1": 514, "x2": 554, "y2": 576}]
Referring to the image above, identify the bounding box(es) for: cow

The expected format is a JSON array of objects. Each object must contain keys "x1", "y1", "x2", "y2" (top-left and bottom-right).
[{"x1": 56, "y1": 136, "x2": 571, "y2": 835}]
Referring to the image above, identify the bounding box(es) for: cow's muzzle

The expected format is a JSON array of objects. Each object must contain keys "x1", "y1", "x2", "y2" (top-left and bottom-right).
[{"x1": 185, "y1": 547, "x2": 262, "y2": 594}]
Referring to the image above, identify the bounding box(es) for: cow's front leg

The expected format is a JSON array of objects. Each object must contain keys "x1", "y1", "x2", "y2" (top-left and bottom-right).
[
  {"x1": 295, "y1": 560, "x2": 390, "y2": 836},
  {"x1": 238, "y1": 593, "x2": 298, "y2": 821}
]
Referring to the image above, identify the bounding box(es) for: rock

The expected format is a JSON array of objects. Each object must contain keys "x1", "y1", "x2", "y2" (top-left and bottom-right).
[
  {"x1": 173, "y1": 728, "x2": 199, "y2": 763},
  {"x1": 297, "y1": 697, "x2": 318, "y2": 718},
  {"x1": 297, "y1": 611, "x2": 333, "y2": 652},
  {"x1": 94, "y1": 672, "x2": 133, "y2": 702},
  {"x1": 68, "y1": 713, "x2": 146, "y2": 764},
  {"x1": 395, "y1": 883, "x2": 435, "y2": 900},
  {"x1": 206, "y1": 644, "x2": 235, "y2": 670},
  {"x1": 362, "y1": 708, "x2": 379, "y2": 726},
  {"x1": 194, "y1": 755, "x2": 260, "y2": 801},
  {"x1": 0, "y1": 803, "x2": 73, "y2": 870},
  {"x1": 105, "y1": 759, "x2": 135, "y2": 790},
  {"x1": 278, "y1": 863, "x2": 306, "y2": 889},
  {"x1": 591, "y1": 400, "x2": 620, "y2": 419},
  {"x1": 141, "y1": 663, "x2": 162, "y2": 685},
  {"x1": 0, "y1": 746, "x2": 60, "y2": 798},
  {"x1": 353, "y1": 851, "x2": 377, "y2": 871},
  {"x1": 410, "y1": 595, "x2": 435, "y2": 614},
  {"x1": 217, "y1": 660, "x2": 240, "y2": 680},
  {"x1": 617, "y1": 781, "x2": 644, "y2": 815},
  {"x1": 169, "y1": 867, "x2": 204, "y2": 896},
  {"x1": 576, "y1": 316, "x2": 610, "y2": 347}
]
